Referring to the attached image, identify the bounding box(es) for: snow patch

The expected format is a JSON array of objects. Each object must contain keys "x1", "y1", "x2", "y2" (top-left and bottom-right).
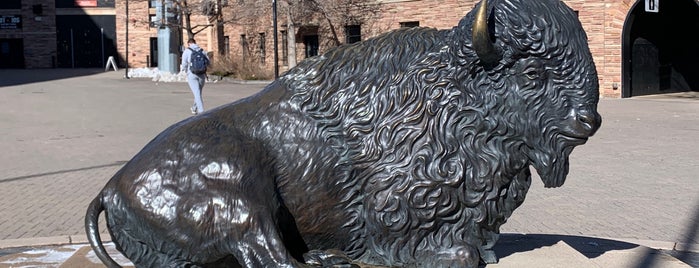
[{"x1": 128, "y1": 67, "x2": 188, "y2": 82}]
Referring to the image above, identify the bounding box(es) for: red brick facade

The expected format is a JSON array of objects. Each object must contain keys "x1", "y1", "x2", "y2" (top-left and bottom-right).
[
  {"x1": 3, "y1": 1, "x2": 676, "y2": 98},
  {"x1": 135, "y1": 0, "x2": 632, "y2": 98}
]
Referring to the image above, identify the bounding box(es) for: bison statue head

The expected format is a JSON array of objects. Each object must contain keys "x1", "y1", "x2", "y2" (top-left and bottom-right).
[
  {"x1": 86, "y1": 0, "x2": 601, "y2": 267},
  {"x1": 464, "y1": 0, "x2": 602, "y2": 188}
]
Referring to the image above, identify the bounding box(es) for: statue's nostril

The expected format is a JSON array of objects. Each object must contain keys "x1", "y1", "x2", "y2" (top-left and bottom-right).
[
  {"x1": 578, "y1": 113, "x2": 594, "y2": 125},
  {"x1": 575, "y1": 110, "x2": 601, "y2": 135}
]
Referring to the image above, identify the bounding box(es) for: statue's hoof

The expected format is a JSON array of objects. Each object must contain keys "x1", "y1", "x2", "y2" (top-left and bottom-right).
[
  {"x1": 303, "y1": 249, "x2": 359, "y2": 268},
  {"x1": 479, "y1": 249, "x2": 498, "y2": 264}
]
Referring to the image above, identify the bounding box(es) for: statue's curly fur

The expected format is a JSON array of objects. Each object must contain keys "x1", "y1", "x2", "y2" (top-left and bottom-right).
[
  {"x1": 282, "y1": 26, "x2": 533, "y2": 264},
  {"x1": 277, "y1": 0, "x2": 598, "y2": 265},
  {"x1": 86, "y1": 0, "x2": 600, "y2": 267}
]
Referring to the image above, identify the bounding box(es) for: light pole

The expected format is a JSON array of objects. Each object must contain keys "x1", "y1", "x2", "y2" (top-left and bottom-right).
[{"x1": 272, "y1": 0, "x2": 279, "y2": 78}]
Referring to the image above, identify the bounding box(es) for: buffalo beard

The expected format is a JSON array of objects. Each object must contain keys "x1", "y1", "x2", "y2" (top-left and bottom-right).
[{"x1": 527, "y1": 132, "x2": 580, "y2": 188}]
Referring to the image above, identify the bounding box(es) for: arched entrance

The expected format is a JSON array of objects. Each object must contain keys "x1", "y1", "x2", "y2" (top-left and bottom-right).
[{"x1": 622, "y1": 0, "x2": 699, "y2": 97}]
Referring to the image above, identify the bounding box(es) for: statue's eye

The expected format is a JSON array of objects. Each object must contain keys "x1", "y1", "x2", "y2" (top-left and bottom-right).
[
  {"x1": 515, "y1": 59, "x2": 545, "y2": 82},
  {"x1": 524, "y1": 68, "x2": 540, "y2": 80}
]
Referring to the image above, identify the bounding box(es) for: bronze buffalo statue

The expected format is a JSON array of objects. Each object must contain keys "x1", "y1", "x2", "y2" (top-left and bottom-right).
[{"x1": 86, "y1": 0, "x2": 601, "y2": 267}]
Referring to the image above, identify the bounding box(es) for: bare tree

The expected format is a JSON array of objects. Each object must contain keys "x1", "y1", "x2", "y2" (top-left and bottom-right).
[
  {"x1": 168, "y1": 0, "x2": 214, "y2": 40},
  {"x1": 307, "y1": 0, "x2": 383, "y2": 46},
  {"x1": 276, "y1": 0, "x2": 382, "y2": 68},
  {"x1": 202, "y1": 0, "x2": 382, "y2": 69},
  {"x1": 286, "y1": 8, "x2": 298, "y2": 68}
]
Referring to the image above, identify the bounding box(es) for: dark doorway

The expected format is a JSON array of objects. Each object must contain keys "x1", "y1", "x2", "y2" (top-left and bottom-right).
[
  {"x1": 622, "y1": 0, "x2": 699, "y2": 97},
  {"x1": 149, "y1": 37, "x2": 158, "y2": 67},
  {"x1": 304, "y1": 35, "x2": 319, "y2": 58},
  {"x1": 56, "y1": 15, "x2": 117, "y2": 68},
  {"x1": 0, "y1": 39, "x2": 24, "y2": 68}
]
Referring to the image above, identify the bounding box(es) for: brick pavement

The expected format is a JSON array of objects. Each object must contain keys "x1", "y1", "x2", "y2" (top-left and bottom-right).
[
  {"x1": 0, "y1": 70, "x2": 265, "y2": 242},
  {"x1": 501, "y1": 94, "x2": 699, "y2": 247},
  {"x1": 0, "y1": 69, "x2": 697, "y2": 266}
]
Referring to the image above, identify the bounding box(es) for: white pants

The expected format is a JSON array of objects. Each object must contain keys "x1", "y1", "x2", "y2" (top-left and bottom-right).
[{"x1": 187, "y1": 72, "x2": 206, "y2": 113}]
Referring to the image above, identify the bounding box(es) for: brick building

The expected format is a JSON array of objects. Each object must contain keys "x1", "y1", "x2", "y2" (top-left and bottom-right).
[
  {"x1": 2, "y1": 0, "x2": 697, "y2": 98},
  {"x1": 0, "y1": 0, "x2": 117, "y2": 68}
]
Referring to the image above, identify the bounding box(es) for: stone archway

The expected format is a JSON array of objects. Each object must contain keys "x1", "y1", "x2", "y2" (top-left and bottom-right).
[{"x1": 622, "y1": 0, "x2": 699, "y2": 97}]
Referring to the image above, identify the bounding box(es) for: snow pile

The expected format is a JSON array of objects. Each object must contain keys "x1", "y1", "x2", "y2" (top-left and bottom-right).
[
  {"x1": 128, "y1": 67, "x2": 187, "y2": 82},
  {"x1": 0, "y1": 245, "x2": 83, "y2": 266}
]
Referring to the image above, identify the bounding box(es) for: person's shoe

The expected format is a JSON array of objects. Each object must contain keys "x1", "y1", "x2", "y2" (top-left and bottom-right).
[{"x1": 190, "y1": 105, "x2": 198, "y2": 115}]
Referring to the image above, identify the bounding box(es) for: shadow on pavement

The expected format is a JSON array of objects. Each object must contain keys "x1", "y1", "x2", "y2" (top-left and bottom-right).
[
  {"x1": 0, "y1": 68, "x2": 106, "y2": 87},
  {"x1": 632, "y1": 91, "x2": 699, "y2": 100},
  {"x1": 0, "y1": 161, "x2": 127, "y2": 183},
  {"x1": 661, "y1": 249, "x2": 699, "y2": 267},
  {"x1": 488, "y1": 233, "x2": 696, "y2": 267},
  {"x1": 658, "y1": 199, "x2": 699, "y2": 267},
  {"x1": 493, "y1": 233, "x2": 637, "y2": 259}
]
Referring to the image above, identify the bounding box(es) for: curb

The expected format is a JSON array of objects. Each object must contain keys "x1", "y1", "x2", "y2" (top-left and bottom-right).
[
  {"x1": 619, "y1": 238, "x2": 698, "y2": 253},
  {"x1": 0, "y1": 234, "x2": 108, "y2": 250}
]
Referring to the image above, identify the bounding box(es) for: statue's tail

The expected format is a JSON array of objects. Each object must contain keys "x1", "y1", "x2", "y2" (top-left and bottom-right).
[{"x1": 85, "y1": 194, "x2": 121, "y2": 268}]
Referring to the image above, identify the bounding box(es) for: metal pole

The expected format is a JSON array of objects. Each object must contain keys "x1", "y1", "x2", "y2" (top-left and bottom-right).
[
  {"x1": 70, "y1": 28, "x2": 74, "y2": 68},
  {"x1": 125, "y1": 0, "x2": 130, "y2": 79},
  {"x1": 101, "y1": 27, "x2": 105, "y2": 67},
  {"x1": 272, "y1": 0, "x2": 279, "y2": 78}
]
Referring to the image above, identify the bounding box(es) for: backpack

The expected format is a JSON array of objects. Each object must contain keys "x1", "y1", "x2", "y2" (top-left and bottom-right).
[{"x1": 188, "y1": 48, "x2": 209, "y2": 75}]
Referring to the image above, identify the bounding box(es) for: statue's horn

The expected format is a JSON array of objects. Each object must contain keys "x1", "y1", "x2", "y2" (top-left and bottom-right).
[{"x1": 472, "y1": 0, "x2": 501, "y2": 67}]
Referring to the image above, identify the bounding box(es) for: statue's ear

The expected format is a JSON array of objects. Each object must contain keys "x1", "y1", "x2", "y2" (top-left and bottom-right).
[{"x1": 472, "y1": 0, "x2": 502, "y2": 68}]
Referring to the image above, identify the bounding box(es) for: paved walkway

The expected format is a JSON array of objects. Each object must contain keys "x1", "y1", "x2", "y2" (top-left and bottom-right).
[{"x1": 0, "y1": 69, "x2": 697, "y2": 267}]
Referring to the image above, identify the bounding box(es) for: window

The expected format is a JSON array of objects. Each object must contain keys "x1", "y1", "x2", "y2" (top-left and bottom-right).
[
  {"x1": 345, "y1": 25, "x2": 361, "y2": 44},
  {"x1": 280, "y1": 30, "x2": 288, "y2": 66},
  {"x1": 202, "y1": 0, "x2": 216, "y2": 16},
  {"x1": 400, "y1": 21, "x2": 420, "y2": 28},
  {"x1": 149, "y1": 0, "x2": 159, "y2": 8},
  {"x1": 241, "y1": 34, "x2": 248, "y2": 62},
  {"x1": 32, "y1": 5, "x2": 43, "y2": 15},
  {"x1": 304, "y1": 35, "x2": 319, "y2": 58},
  {"x1": 259, "y1": 32, "x2": 266, "y2": 64},
  {"x1": 223, "y1": 36, "x2": 230, "y2": 55},
  {"x1": 0, "y1": 0, "x2": 20, "y2": 9},
  {"x1": 98, "y1": 0, "x2": 115, "y2": 7}
]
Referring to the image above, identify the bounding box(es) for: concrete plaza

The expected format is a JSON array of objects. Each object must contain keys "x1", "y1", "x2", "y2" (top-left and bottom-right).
[{"x1": 0, "y1": 69, "x2": 696, "y2": 267}]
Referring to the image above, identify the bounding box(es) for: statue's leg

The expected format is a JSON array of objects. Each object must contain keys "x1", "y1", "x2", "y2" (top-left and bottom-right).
[
  {"x1": 414, "y1": 244, "x2": 481, "y2": 268},
  {"x1": 478, "y1": 247, "x2": 498, "y2": 264},
  {"x1": 225, "y1": 207, "x2": 311, "y2": 268},
  {"x1": 478, "y1": 237, "x2": 500, "y2": 264},
  {"x1": 303, "y1": 249, "x2": 358, "y2": 268},
  {"x1": 213, "y1": 170, "x2": 310, "y2": 267},
  {"x1": 109, "y1": 224, "x2": 200, "y2": 268}
]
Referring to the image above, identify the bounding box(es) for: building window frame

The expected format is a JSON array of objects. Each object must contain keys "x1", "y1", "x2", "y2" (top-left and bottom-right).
[
  {"x1": 280, "y1": 30, "x2": 288, "y2": 66},
  {"x1": 241, "y1": 34, "x2": 248, "y2": 63},
  {"x1": 400, "y1": 21, "x2": 420, "y2": 28},
  {"x1": 345, "y1": 25, "x2": 361, "y2": 44},
  {"x1": 258, "y1": 32, "x2": 266, "y2": 64},
  {"x1": 223, "y1": 36, "x2": 230, "y2": 55},
  {"x1": 304, "y1": 35, "x2": 319, "y2": 58}
]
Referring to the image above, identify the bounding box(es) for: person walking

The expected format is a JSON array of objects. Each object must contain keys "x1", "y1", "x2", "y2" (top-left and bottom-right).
[{"x1": 180, "y1": 38, "x2": 210, "y2": 115}]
